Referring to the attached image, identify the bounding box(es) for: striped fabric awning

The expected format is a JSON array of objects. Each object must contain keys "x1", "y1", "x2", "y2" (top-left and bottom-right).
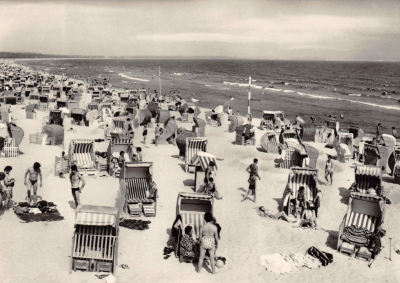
[
  {"x1": 192, "y1": 152, "x2": 218, "y2": 171},
  {"x1": 356, "y1": 165, "x2": 381, "y2": 176},
  {"x1": 75, "y1": 212, "x2": 116, "y2": 227},
  {"x1": 111, "y1": 139, "x2": 132, "y2": 145},
  {"x1": 180, "y1": 192, "x2": 213, "y2": 201}
]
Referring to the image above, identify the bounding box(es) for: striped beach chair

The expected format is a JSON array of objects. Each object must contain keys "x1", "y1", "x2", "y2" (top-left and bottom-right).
[
  {"x1": 354, "y1": 165, "x2": 382, "y2": 194},
  {"x1": 192, "y1": 152, "x2": 218, "y2": 191},
  {"x1": 185, "y1": 137, "x2": 207, "y2": 173},
  {"x1": 70, "y1": 205, "x2": 119, "y2": 274},
  {"x1": 107, "y1": 139, "x2": 133, "y2": 177},
  {"x1": 282, "y1": 167, "x2": 317, "y2": 217},
  {"x1": 119, "y1": 162, "x2": 156, "y2": 217},
  {"x1": 175, "y1": 192, "x2": 214, "y2": 258},
  {"x1": 69, "y1": 139, "x2": 97, "y2": 177},
  {"x1": 337, "y1": 193, "x2": 385, "y2": 260},
  {"x1": 338, "y1": 132, "x2": 354, "y2": 153}
]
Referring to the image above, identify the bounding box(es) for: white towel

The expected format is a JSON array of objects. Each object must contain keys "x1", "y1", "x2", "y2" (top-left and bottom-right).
[{"x1": 260, "y1": 254, "x2": 293, "y2": 274}]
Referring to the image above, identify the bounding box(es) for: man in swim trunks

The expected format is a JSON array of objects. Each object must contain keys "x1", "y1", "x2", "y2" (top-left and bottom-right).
[
  {"x1": 24, "y1": 162, "x2": 43, "y2": 205},
  {"x1": 198, "y1": 212, "x2": 219, "y2": 274},
  {"x1": 70, "y1": 165, "x2": 86, "y2": 208}
]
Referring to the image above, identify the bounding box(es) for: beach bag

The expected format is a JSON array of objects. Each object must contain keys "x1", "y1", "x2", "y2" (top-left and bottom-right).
[
  {"x1": 36, "y1": 200, "x2": 49, "y2": 213},
  {"x1": 307, "y1": 246, "x2": 333, "y2": 266}
]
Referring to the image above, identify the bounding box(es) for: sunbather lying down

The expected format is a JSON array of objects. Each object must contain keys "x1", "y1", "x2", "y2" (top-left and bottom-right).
[{"x1": 256, "y1": 206, "x2": 297, "y2": 223}]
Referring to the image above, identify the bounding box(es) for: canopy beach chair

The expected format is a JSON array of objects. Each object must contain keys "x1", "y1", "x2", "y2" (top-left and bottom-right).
[
  {"x1": 176, "y1": 129, "x2": 198, "y2": 157},
  {"x1": 71, "y1": 108, "x2": 88, "y2": 126},
  {"x1": 298, "y1": 124, "x2": 316, "y2": 142},
  {"x1": 42, "y1": 124, "x2": 64, "y2": 146},
  {"x1": 29, "y1": 94, "x2": 40, "y2": 105},
  {"x1": 39, "y1": 95, "x2": 49, "y2": 110},
  {"x1": 351, "y1": 165, "x2": 382, "y2": 194},
  {"x1": 184, "y1": 137, "x2": 208, "y2": 173},
  {"x1": 281, "y1": 167, "x2": 318, "y2": 217},
  {"x1": 192, "y1": 118, "x2": 206, "y2": 138},
  {"x1": 279, "y1": 139, "x2": 307, "y2": 169},
  {"x1": 337, "y1": 193, "x2": 385, "y2": 260},
  {"x1": 158, "y1": 117, "x2": 179, "y2": 145},
  {"x1": 107, "y1": 139, "x2": 134, "y2": 177},
  {"x1": 336, "y1": 143, "x2": 353, "y2": 163},
  {"x1": 228, "y1": 115, "x2": 244, "y2": 133},
  {"x1": 119, "y1": 162, "x2": 157, "y2": 217},
  {"x1": 260, "y1": 111, "x2": 286, "y2": 130},
  {"x1": 49, "y1": 109, "x2": 64, "y2": 126},
  {"x1": 111, "y1": 117, "x2": 130, "y2": 138},
  {"x1": 303, "y1": 143, "x2": 319, "y2": 169},
  {"x1": 4, "y1": 96, "x2": 17, "y2": 105},
  {"x1": 68, "y1": 139, "x2": 97, "y2": 177},
  {"x1": 70, "y1": 205, "x2": 119, "y2": 274},
  {"x1": 235, "y1": 124, "x2": 256, "y2": 146},
  {"x1": 363, "y1": 144, "x2": 389, "y2": 174},
  {"x1": 1, "y1": 138, "x2": 19, "y2": 158},
  {"x1": 260, "y1": 132, "x2": 280, "y2": 154},
  {"x1": 193, "y1": 152, "x2": 218, "y2": 192},
  {"x1": 174, "y1": 192, "x2": 214, "y2": 258},
  {"x1": 25, "y1": 103, "x2": 37, "y2": 119},
  {"x1": 56, "y1": 98, "x2": 67, "y2": 109},
  {"x1": 179, "y1": 103, "x2": 200, "y2": 123}
]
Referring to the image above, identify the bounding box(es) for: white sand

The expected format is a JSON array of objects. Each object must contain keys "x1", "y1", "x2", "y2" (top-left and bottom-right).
[{"x1": 0, "y1": 104, "x2": 399, "y2": 283}]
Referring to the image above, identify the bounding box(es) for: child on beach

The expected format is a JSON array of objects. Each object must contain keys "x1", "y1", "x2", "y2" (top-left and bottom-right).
[
  {"x1": 325, "y1": 155, "x2": 334, "y2": 185},
  {"x1": 241, "y1": 174, "x2": 257, "y2": 203},
  {"x1": 2, "y1": 166, "x2": 15, "y2": 210},
  {"x1": 118, "y1": 151, "x2": 125, "y2": 168},
  {"x1": 155, "y1": 124, "x2": 160, "y2": 146},
  {"x1": 143, "y1": 125, "x2": 148, "y2": 144}
]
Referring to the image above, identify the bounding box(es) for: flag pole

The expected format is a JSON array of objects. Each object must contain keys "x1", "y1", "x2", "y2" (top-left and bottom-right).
[
  {"x1": 248, "y1": 76, "x2": 251, "y2": 114},
  {"x1": 159, "y1": 66, "x2": 161, "y2": 98}
]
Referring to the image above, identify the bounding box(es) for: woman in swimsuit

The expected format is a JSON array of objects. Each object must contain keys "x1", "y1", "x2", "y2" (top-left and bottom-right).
[
  {"x1": 198, "y1": 212, "x2": 219, "y2": 274},
  {"x1": 24, "y1": 162, "x2": 43, "y2": 205},
  {"x1": 325, "y1": 155, "x2": 334, "y2": 186}
]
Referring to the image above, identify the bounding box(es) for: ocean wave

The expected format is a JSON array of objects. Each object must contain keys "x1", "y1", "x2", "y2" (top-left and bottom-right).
[
  {"x1": 265, "y1": 88, "x2": 283, "y2": 92},
  {"x1": 348, "y1": 93, "x2": 362, "y2": 97},
  {"x1": 118, "y1": 73, "x2": 150, "y2": 82},
  {"x1": 205, "y1": 85, "x2": 211, "y2": 87}
]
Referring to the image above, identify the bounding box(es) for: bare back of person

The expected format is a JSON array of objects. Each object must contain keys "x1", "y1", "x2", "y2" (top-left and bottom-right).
[{"x1": 70, "y1": 170, "x2": 82, "y2": 188}]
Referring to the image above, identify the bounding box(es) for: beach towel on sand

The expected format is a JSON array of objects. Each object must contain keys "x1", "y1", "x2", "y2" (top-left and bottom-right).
[{"x1": 260, "y1": 253, "x2": 323, "y2": 274}]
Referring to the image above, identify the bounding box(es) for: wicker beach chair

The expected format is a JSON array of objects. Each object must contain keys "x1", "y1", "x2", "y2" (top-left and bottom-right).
[
  {"x1": 174, "y1": 192, "x2": 214, "y2": 259},
  {"x1": 69, "y1": 139, "x2": 97, "y2": 177},
  {"x1": 107, "y1": 139, "x2": 133, "y2": 177},
  {"x1": 119, "y1": 162, "x2": 156, "y2": 217},
  {"x1": 353, "y1": 165, "x2": 382, "y2": 194},
  {"x1": 260, "y1": 132, "x2": 279, "y2": 154},
  {"x1": 185, "y1": 137, "x2": 208, "y2": 173},
  {"x1": 70, "y1": 205, "x2": 119, "y2": 274},
  {"x1": 337, "y1": 193, "x2": 385, "y2": 260},
  {"x1": 281, "y1": 167, "x2": 318, "y2": 217}
]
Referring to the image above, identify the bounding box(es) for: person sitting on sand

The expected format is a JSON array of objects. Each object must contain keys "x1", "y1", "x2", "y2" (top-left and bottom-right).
[
  {"x1": 180, "y1": 226, "x2": 200, "y2": 262},
  {"x1": 132, "y1": 147, "x2": 143, "y2": 163},
  {"x1": 325, "y1": 155, "x2": 334, "y2": 186},
  {"x1": 198, "y1": 212, "x2": 219, "y2": 274},
  {"x1": 300, "y1": 209, "x2": 318, "y2": 229},
  {"x1": 204, "y1": 161, "x2": 216, "y2": 185},
  {"x1": 24, "y1": 162, "x2": 43, "y2": 206},
  {"x1": 70, "y1": 165, "x2": 86, "y2": 208},
  {"x1": 204, "y1": 178, "x2": 223, "y2": 200},
  {"x1": 257, "y1": 206, "x2": 297, "y2": 223}
]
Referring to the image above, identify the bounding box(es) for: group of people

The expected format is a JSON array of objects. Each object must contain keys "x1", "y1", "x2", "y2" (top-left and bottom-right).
[
  {"x1": 110, "y1": 147, "x2": 143, "y2": 177},
  {"x1": 0, "y1": 162, "x2": 43, "y2": 210},
  {"x1": 173, "y1": 212, "x2": 221, "y2": 274}
]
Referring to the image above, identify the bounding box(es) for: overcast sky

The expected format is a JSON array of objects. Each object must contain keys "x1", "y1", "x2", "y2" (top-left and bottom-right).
[{"x1": 0, "y1": 0, "x2": 399, "y2": 60}]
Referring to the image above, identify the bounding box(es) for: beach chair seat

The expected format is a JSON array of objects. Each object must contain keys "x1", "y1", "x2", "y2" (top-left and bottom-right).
[
  {"x1": 354, "y1": 165, "x2": 382, "y2": 194},
  {"x1": 355, "y1": 246, "x2": 372, "y2": 261},
  {"x1": 180, "y1": 212, "x2": 206, "y2": 240},
  {"x1": 339, "y1": 242, "x2": 357, "y2": 257}
]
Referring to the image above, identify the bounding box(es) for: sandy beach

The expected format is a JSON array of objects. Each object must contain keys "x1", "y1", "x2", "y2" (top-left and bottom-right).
[{"x1": 0, "y1": 94, "x2": 400, "y2": 283}]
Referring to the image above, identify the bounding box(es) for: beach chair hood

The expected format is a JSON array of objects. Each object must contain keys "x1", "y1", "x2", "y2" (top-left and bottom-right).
[
  {"x1": 7, "y1": 123, "x2": 24, "y2": 147},
  {"x1": 192, "y1": 152, "x2": 218, "y2": 171}
]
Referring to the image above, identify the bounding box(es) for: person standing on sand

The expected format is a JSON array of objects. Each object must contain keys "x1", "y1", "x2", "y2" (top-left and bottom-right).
[
  {"x1": 376, "y1": 123, "x2": 381, "y2": 139},
  {"x1": 70, "y1": 165, "x2": 86, "y2": 208},
  {"x1": 246, "y1": 159, "x2": 261, "y2": 181},
  {"x1": 143, "y1": 125, "x2": 148, "y2": 144},
  {"x1": 155, "y1": 124, "x2": 160, "y2": 146},
  {"x1": 3, "y1": 166, "x2": 15, "y2": 210},
  {"x1": 325, "y1": 155, "x2": 334, "y2": 186},
  {"x1": 24, "y1": 162, "x2": 43, "y2": 205},
  {"x1": 198, "y1": 212, "x2": 219, "y2": 274}
]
